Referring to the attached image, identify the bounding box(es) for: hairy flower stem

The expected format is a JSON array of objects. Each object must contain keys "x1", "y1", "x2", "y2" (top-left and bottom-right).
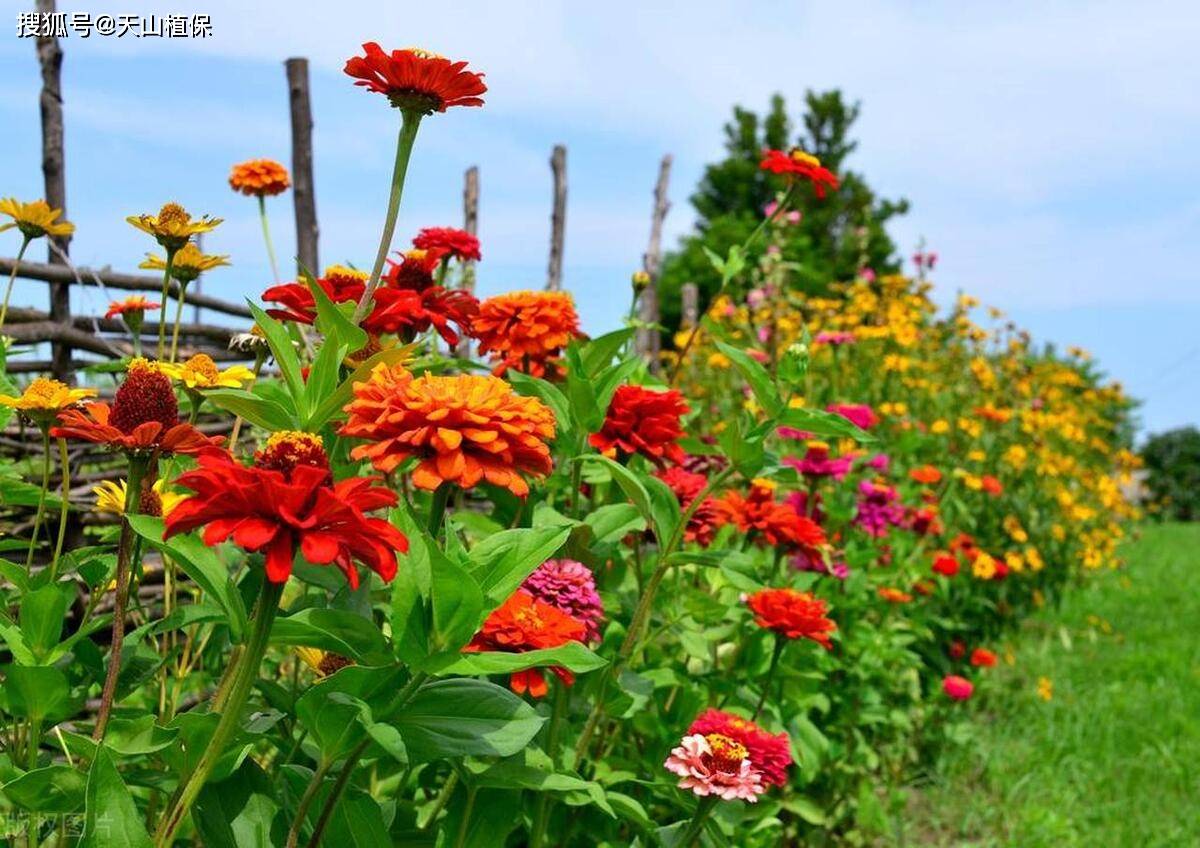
[
  {"x1": 680, "y1": 796, "x2": 719, "y2": 847},
  {"x1": 168, "y1": 280, "x2": 189, "y2": 363},
  {"x1": 156, "y1": 247, "x2": 179, "y2": 360},
  {"x1": 0, "y1": 235, "x2": 31, "y2": 331},
  {"x1": 24, "y1": 429, "x2": 52, "y2": 571},
  {"x1": 49, "y1": 438, "x2": 70, "y2": 580},
  {"x1": 154, "y1": 578, "x2": 284, "y2": 847},
  {"x1": 753, "y1": 636, "x2": 785, "y2": 720},
  {"x1": 669, "y1": 184, "x2": 798, "y2": 388},
  {"x1": 258, "y1": 195, "x2": 281, "y2": 285},
  {"x1": 352, "y1": 110, "x2": 423, "y2": 325},
  {"x1": 93, "y1": 455, "x2": 149, "y2": 742},
  {"x1": 574, "y1": 467, "x2": 736, "y2": 763}
]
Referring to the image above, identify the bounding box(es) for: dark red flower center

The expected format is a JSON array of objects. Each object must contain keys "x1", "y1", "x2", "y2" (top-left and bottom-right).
[
  {"x1": 254, "y1": 430, "x2": 331, "y2": 482},
  {"x1": 703, "y1": 733, "x2": 748, "y2": 773},
  {"x1": 109, "y1": 360, "x2": 179, "y2": 434}
]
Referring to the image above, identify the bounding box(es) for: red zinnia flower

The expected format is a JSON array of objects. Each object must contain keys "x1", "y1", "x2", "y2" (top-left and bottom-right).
[
  {"x1": 943, "y1": 674, "x2": 974, "y2": 701},
  {"x1": 688, "y1": 709, "x2": 793, "y2": 787},
  {"x1": 590, "y1": 385, "x2": 689, "y2": 466},
  {"x1": 51, "y1": 359, "x2": 220, "y2": 456},
  {"x1": 413, "y1": 226, "x2": 481, "y2": 262},
  {"x1": 759, "y1": 149, "x2": 839, "y2": 198},
  {"x1": 745, "y1": 588, "x2": 836, "y2": 649},
  {"x1": 465, "y1": 589, "x2": 587, "y2": 697},
  {"x1": 657, "y1": 466, "x2": 722, "y2": 547},
  {"x1": 970, "y1": 648, "x2": 997, "y2": 668},
  {"x1": 948, "y1": 640, "x2": 967, "y2": 660},
  {"x1": 932, "y1": 552, "x2": 960, "y2": 578},
  {"x1": 164, "y1": 431, "x2": 408, "y2": 588},
  {"x1": 717, "y1": 480, "x2": 827, "y2": 555},
  {"x1": 344, "y1": 43, "x2": 486, "y2": 113},
  {"x1": 981, "y1": 475, "x2": 1004, "y2": 496}
]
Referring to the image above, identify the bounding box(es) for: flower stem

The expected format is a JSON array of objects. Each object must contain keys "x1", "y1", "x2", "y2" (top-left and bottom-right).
[
  {"x1": 156, "y1": 247, "x2": 178, "y2": 360},
  {"x1": 680, "y1": 796, "x2": 719, "y2": 847},
  {"x1": 93, "y1": 455, "x2": 149, "y2": 742},
  {"x1": 258, "y1": 195, "x2": 281, "y2": 285},
  {"x1": 24, "y1": 429, "x2": 52, "y2": 572},
  {"x1": 753, "y1": 636, "x2": 785, "y2": 720},
  {"x1": 168, "y1": 279, "x2": 189, "y2": 363},
  {"x1": 530, "y1": 682, "x2": 569, "y2": 848},
  {"x1": 428, "y1": 481, "x2": 452, "y2": 538},
  {"x1": 49, "y1": 437, "x2": 70, "y2": 580},
  {"x1": 154, "y1": 578, "x2": 284, "y2": 847},
  {"x1": 286, "y1": 758, "x2": 331, "y2": 848},
  {"x1": 0, "y1": 235, "x2": 31, "y2": 331},
  {"x1": 228, "y1": 349, "x2": 267, "y2": 451},
  {"x1": 352, "y1": 110, "x2": 423, "y2": 325}
]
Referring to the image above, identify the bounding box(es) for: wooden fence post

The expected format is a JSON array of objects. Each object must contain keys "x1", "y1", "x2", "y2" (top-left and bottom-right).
[
  {"x1": 636, "y1": 155, "x2": 672, "y2": 366},
  {"x1": 546, "y1": 145, "x2": 567, "y2": 291},
  {"x1": 456, "y1": 166, "x2": 480, "y2": 358},
  {"x1": 286, "y1": 58, "x2": 319, "y2": 277},
  {"x1": 681, "y1": 283, "x2": 700, "y2": 329},
  {"x1": 36, "y1": 0, "x2": 71, "y2": 382}
]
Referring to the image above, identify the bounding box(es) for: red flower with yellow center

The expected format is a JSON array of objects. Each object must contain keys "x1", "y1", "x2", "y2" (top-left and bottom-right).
[
  {"x1": 164, "y1": 431, "x2": 407, "y2": 587},
  {"x1": 50, "y1": 359, "x2": 219, "y2": 456},
  {"x1": 716, "y1": 480, "x2": 828, "y2": 555},
  {"x1": 228, "y1": 159, "x2": 291, "y2": 197},
  {"x1": 105, "y1": 295, "x2": 160, "y2": 320},
  {"x1": 759, "y1": 148, "x2": 840, "y2": 198},
  {"x1": 473, "y1": 290, "x2": 580, "y2": 377},
  {"x1": 465, "y1": 589, "x2": 587, "y2": 697},
  {"x1": 745, "y1": 588, "x2": 836, "y2": 649},
  {"x1": 341, "y1": 364, "x2": 555, "y2": 496},
  {"x1": 344, "y1": 43, "x2": 486, "y2": 113},
  {"x1": 590, "y1": 384, "x2": 690, "y2": 466},
  {"x1": 688, "y1": 709, "x2": 794, "y2": 787},
  {"x1": 413, "y1": 226, "x2": 481, "y2": 262}
]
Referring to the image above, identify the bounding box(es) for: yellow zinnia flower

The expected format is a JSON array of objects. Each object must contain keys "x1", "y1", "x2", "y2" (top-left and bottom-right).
[
  {"x1": 139, "y1": 242, "x2": 230, "y2": 283},
  {"x1": 92, "y1": 478, "x2": 185, "y2": 518},
  {"x1": 1036, "y1": 677, "x2": 1053, "y2": 701},
  {"x1": 161, "y1": 353, "x2": 254, "y2": 390},
  {"x1": 0, "y1": 378, "x2": 96, "y2": 426},
  {"x1": 0, "y1": 197, "x2": 74, "y2": 239},
  {"x1": 127, "y1": 202, "x2": 222, "y2": 250},
  {"x1": 296, "y1": 646, "x2": 353, "y2": 677}
]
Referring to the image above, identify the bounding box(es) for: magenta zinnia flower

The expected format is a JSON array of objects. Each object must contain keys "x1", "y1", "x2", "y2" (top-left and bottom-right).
[
  {"x1": 826, "y1": 402, "x2": 877, "y2": 430},
  {"x1": 854, "y1": 480, "x2": 906, "y2": 538},
  {"x1": 664, "y1": 734, "x2": 765, "y2": 802},
  {"x1": 521, "y1": 559, "x2": 604, "y2": 641},
  {"x1": 785, "y1": 442, "x2": 853, "y2": 481}
]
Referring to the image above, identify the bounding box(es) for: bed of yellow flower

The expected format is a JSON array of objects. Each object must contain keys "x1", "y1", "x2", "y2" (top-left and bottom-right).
[{"x1": 0, "y1": 43, "x2": 1139, "y2": 848}]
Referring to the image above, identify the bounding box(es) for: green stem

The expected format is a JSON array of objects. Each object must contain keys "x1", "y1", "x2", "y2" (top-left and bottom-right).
[
  {"x1": 680, "y1": 796, "x2": 719, "y2": 847},
  {"x1": 753, "y1": 636, "x2": 785, "y2": 720},
  {"x1": 258, "y1": 195, "x2": 281, "y2": 285},
  {"x1": 0, "y1": 235, "x2": 31, "y2": 330},
  {"x1": 156, "y1": 247, "x2": 178, "y2": 360},
  {"x1": 168, "y1": 279, "x2": 188, "y2": 363},
  {"x1": 454, "y1": 784, "x2": 477, "y2": 848},
  {"x1": 93, "y1": 455, "x2": 150, "y2": 742},
  {"x1": 286, "y1": 758, "x2": 332, "y2": 848},
  {"x1": 49, "y1": 437, "x2": 70, "y2": 580},
  {"x1": 24, "y1": 429, "x2": 52, "y2": 571},
  {"x1": 427, "y1": 481, "x2": 452, "y2": 538},
  {"x1": 352, "y1": 110, "x2": 423, "y2": 325},
  {"x1": 154, "y1": 578, "x2": 284, "y2": 847},
  {"x1": 530, "y1": 683, "x2": 569, "y2": 848}
]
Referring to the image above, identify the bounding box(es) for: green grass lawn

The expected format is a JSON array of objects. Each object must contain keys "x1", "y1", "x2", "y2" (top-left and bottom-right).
[{"x1": 902, "y1": 522, "x2": 1200, "y2": 848}]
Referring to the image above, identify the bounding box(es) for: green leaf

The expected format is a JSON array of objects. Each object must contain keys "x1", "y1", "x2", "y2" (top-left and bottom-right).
[
  {"x1": 593, "y1": 359, "x2": 642, "y2": 421},
  {"x1": 61, "y1": 715, "x2": 180, "y2": 762},
  {"x1": 295, "y1": 688, "x2": 371, "y2": 764},
  {"x1": 2, "y1": 664, "x2": 72, "y2": 722},
  {"x1": 126, "y1": 515, "x2": 247, "y2": 642},
  {"x1": 391, "y1": 679, "x2": 544, "y2": 763},
  {"x1": 80, "y1": 746, "x2": 153, "y2": 848},
  {"x1": 716, "y1": 340, "x2": 783, "y2": 417},
  {"x1": 778, "y1": 406, "x2": 875, "y2": 443},
  {"x1": 20, "y1": 582, "x2": 70, "y2": 661},
  {"x1": 204, "y1": 388, "x2": 297, "y2": 432},
  {"x1": 247, "y1": 302, "x2": 305, "y2": 405},
  {"x1": 2, "y1": 765, "x2": 86, "y2": 813},
  {"x1": 429, "y1": 553, "x2": 484, "y2": 653},
  {"x1": 508, "y1": 371, "x2": 571, "y2": 440},
  {"x1": 419, "y1": 642, "x2": 607, "y2": 677},
  {"x1": 580, "y1": 328, "x2": 636, "y2": 376},
  {"x1": 644, "y1": 474, "x2": 682, "y2": 549},
  {"x1": 303, "y1": 344, "x2": 412, "y2": 431},
  {"x1": 193, "y1": 759, "x2": 282, "y2": 848},
  {"x1": 564, "y1": 343, "x2": 604, "y2": 432},
  {"x1": 304, "y1": 266, "x2": 367, "y2": 352},
  {"x1": 270, "y1": 608, "x2": 390, "y2": 665},
  {"x1": 300, "y1": 338, "x2": 349, "y2": 423},
  {"x1": 580, "y1": 455, "x2": 667, "y2": 541},
  {"x1": 467, "y1": 525, "x2": 571, "y2": 608},
  {"x1": 583, "y1": 503, "x2": 646, "y2": 545},
  {"x1": 466, "y1": 757, "x2": 614, "y2": 817}
]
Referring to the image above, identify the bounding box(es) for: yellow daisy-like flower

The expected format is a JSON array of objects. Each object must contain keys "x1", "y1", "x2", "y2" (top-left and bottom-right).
[
  {"x1": 0, "y1": 377, "x2": 96, "y2": 426},
  {"x1": 161, "y1": 353, "x2": 254, "y2": 390},
  {"x1": 971, "y1": 552, "x2": 998, "y2": 580},
  {"x1": 126, "y1": 202, "x2": 222, "y2": 251},
  {"x1": 0, "y1": 197, "x2": 74, "y2": 240},
  {"x1": 92, "y1": 478, "x2": 185, "y2": 518},
  {"x1": 1036, "y1": 677, "x2": 1053, "y2": 701},
  {"x1": 295, "y1": 646, "x2": 354, "y2": 677},
  {"x1": 139, "y1": 242, "x2": 230, "y2": 283}
]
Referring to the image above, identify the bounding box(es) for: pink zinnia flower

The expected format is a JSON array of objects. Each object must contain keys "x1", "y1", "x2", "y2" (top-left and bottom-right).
[
  {"x1": 943, "y1": 674, "x2": 974, "y2": 701},
  {"x1": 854, "y1": 480, "x2": 905, "y2": 538},
  {"x1": 826, "y1": 403, "x2": 877, "y2": 430},
  {"x1": 688, "y1": 709, "x2": 793, "y2": 787},
  {"x1": 785, "y1": 442, "x2": 853, "y2": 481},
  {"x1": 521, "y1": 559, "x2": 604, "y2": 642},
  {"x1": 864, "y1": 452, "x2": 890, "y2": 473},
  {"x1": 664, "y1": 734, "x2": 765, "y2": 802},
  {"x1": 814, "y1": 331, "x2": 856, "y2": 346}
]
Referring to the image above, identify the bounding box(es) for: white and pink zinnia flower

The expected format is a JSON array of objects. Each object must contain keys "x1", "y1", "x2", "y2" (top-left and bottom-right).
[{"x1": 664, "y1": 733, "x2": 765, "y2": 802}]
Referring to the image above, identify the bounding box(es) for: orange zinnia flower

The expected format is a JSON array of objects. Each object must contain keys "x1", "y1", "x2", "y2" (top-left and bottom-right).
[
  {"x1": 50, "y1": 359, "x2": 219, "y2": 456},
  {"x1": 590, "y1": 384, "x2": 689, "y2": 466},
  {"x1": 228, "y1": 159, "x2": 291, "y2": 197},
  {"x1": 717, "y1": 480, "x2": 827, "y2": 555},
  {"x1": 473, "y1": 290, "x2": 580, "y2": 377},
  {"x1": 341, "y1": 364, "x2": 555, "y2": 496},
  {"x1": 745, "y1": 588, "x2": 836, "y2": 648},
  {"x1": 344, "y1": 43, "x2": 486, "y2": 113},
  {"x1": 969, "y1": 647, "x2": 998, "y2": 668},
  {"x1": 981, "y1": 475, "x2": 1004, "y2": 496},
  {"x1": 105, "y1": 295, "x2": 160, "y2": 320},
  {"x1": 465, "y1": 589, "x2": 587, "y2": 697},
  {"x1": 878, "y1": 587, "x2": 913, "y2": 604},
  {"x1": 909, "y1": 464, "x2": 942, "y2": 485}
]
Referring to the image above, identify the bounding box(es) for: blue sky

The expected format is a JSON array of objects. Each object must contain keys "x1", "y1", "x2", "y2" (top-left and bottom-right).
[{"x1": 2, "y1": 1, "x2": 1197, "y2": 437}]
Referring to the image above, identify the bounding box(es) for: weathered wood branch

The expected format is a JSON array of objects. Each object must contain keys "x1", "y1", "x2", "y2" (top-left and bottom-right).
[
  {"x1": 681, "y1": 283, "x2": 700, "y2": 329},
  {"x1": 546, "y1": 145, "x2": 567, "y2": 291},
  {"x1": 0, "y1": 257, "x2": 253, "y2": 318},
  {"x1": 287, "y1": 57, "x2": 319, "y2": 276},
  {"x1": 637, "y1": 155, "x2": 673, "y2": 367}
]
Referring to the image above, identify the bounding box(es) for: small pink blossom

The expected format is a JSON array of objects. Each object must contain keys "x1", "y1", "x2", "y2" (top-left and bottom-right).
[
  {"x1": 785, "y1": 443, "x2": 853, "y2": 481},
  {"x1": 826, "y1": 403, "x2": 878, "y2": 431},
  {"x1": 860, "y1": 267, "x2": 876, "y2": 282},
  {"x1": 814, "y1": 331, "x2": 856, "y2": 346},
  {"x1": 664, "y1": 734, "x2": 764, "y2": 802}
]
